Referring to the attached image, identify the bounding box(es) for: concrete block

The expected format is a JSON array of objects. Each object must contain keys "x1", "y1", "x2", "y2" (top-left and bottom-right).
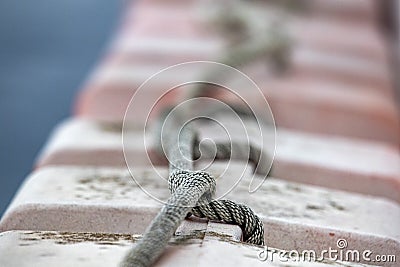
[
  {"x1": 0, "y1": 229, "x2": 375, "y2": 266},
  {"x1": 1, "y1": 164, "x2": 399, "y2": 263},
  {"x1": 37, "y1": 118, "x2": 400, "y2": 203}
]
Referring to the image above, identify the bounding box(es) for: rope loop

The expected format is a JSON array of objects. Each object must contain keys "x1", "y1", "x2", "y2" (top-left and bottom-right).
[{"x1": 169, "y1": 170, "x2": 216, "y2": 205}]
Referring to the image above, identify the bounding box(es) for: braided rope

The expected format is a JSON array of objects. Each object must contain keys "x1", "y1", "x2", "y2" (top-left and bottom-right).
[
  {"x1": 120, "y1": 170, "x2": 215, "y2": 267},
  {"x1": 193, "y1": 139, "x2": 268, "y2": 175},
  {"x1": 169, "y1": 171, "x2": 264, "y2": 245},
  {"x1": 120, "y1": 1, "x2": 290, "y2": 264},
  {"x1": 121, "y1": 114, "x2": 264, "y2": 267}
]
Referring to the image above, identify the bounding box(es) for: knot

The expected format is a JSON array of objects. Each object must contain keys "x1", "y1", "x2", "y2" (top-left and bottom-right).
[
  {"x1": 169, "y1": 170, "x2": 216, "y2": 205},
  {"x1": 168, "y1": 170, "x2": 264, "y2": 246}
]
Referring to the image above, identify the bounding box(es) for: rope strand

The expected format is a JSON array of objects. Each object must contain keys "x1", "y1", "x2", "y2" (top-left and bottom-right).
[{"x1": 121, "y1": 112, "x2": 264, "y2": 267}]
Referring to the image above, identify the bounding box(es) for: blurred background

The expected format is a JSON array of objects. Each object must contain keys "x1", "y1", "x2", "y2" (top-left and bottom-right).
[{"x1": 0, "y1": 0, "x2": 122, "y2": 216}]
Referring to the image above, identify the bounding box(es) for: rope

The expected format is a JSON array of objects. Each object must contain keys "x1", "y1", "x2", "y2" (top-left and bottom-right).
[
  {"x1": 120, "y1": 1, "x2": 299, "y2": 264},
  {"x1": 188, "y1": 27, "x2": 292, "y2": 99},
  {"x1": 192, "y1": 105, "x2": 269, "y2": 176},
  {"x1": 120, "y1": 112, "x2": 264, "y2": 267},
  {"x1": 188, "y1": 12, "x2": 292, "y2": 101}
]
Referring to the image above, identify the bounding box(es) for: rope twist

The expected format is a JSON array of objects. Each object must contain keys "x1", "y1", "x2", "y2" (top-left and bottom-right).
[{"x1": 169, "y1": 169, "x2": 264, "y2": 245}]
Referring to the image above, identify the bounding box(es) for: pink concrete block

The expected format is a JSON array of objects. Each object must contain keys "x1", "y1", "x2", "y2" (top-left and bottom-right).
[
  {"x1": 209, "y1": 79, "x2": 399, "y2": 145},
  {"x1": 290, "y1": 47, "x2": 391, "y2": 94},
  {"x1": 1, "y1": 164, "x2": 399, "y2": 264},
  {"x1": 75, "y1": 0, "x2": 395, "y2": 134},
  {"x1": 291, "y1": 19, "x2": 388, "y2": 63},
  {"x1": 0, "y1": 229, "x2": 375, "y2": 266},
  {"x1": 119, "y1": 0, "x2": 385, "y2": 62},
  {"x1": 35, "y1": 118, "x2": 166, "y2": 168},
  {"x1": 0, "y1": 167, "x2": 168, "y2": 234},
  {"x1": 75, "y1": 75, "x2": 182, "y2": 124},
  {"x1": 176, "y1": 219, "x2": 243, "y2": 243},
  {"x1": 0, "y1": 221, "x2": 243, "y2": 267},
  {"x1": 85, "y1": 48, "x2": 396, "y2": 142},
  {"x1": 75, "y1": 62, "x2": 202, "y2": 124},
  {"x1": 272, "y1": 129, "x2": 400, "y2": 203},
  {"x1": 75, "y1": 53, "x2": 398, "y2": 143},
  {"x1": 307, "y1": 0, "x2": 379, "y2": 22},
  {"x1": 105, "y1": 39, "x2": 391, "y2": 95},
  {"x1": 259, "y1": 79, "x2": 400, "y2": 145},
  {"x1": 200, "y1": 117, "x2": 400, "y2": 203},
  {"x1": 37, "y1": 118, "x2": 400, "y2": 203}
]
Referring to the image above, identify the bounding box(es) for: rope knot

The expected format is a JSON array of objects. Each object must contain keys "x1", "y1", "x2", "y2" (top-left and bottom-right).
[{"x1": 169, "y1": 170, "x2": 216, "y2": 205}]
